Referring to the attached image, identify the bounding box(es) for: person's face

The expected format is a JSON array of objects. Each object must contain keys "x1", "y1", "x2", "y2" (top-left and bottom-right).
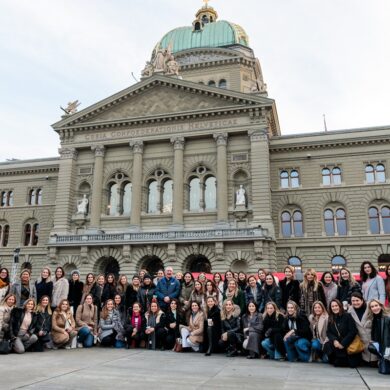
[
  {"x1": 120, "y1": 276, "x2": 127, "y2": 285},
  {"x1": 151, "y1": 303, "x2": 158, "y2": 313},
  {"x1": 106, "y1": 301, "x2": 114, "y2": 311},
  {"x1": 266, "y1": 304, "x2": 275, "y2": 316},
  {"x1": 184, "y1": 274, "x2": 192, "y2": 283},
  {"x1": 258, "y1": 270, "x2": 265, "y2": 281},
  {"x1": 87, "y1": 274, "x2": 94, "y2": 283},
  {"x1": 228, "y1": 280, "x2": 235, "y2": 290},
  {"x1": 225, "y1": 301, "x2": 233, "y2": 312},
  {"x1": 61, "y1": 301, "x2": 69, "y2": 311},
  {"x1": 107, "y1": 275, "x2": 114, "y2": 283},
  {"x1": 248, "y1": 302, "x2": 256, "y2": 313},
  {"x1": 199, "y1": 273, "x2": 206, "y2": 282},
  {"x1": 313, "y1": 303, "x2": 323, "y2": 316},
  {"x1": 72, "y1": 273, "x2": 79, "y2": 281},
  {"x1": 41, "y1": 297, "x2": 49, "y2": 307},
  {"x1": 206, "y1": 282, "x2": 212, "y2": 292},
  {"x1": 239, "y1": 273, "x2": 246, "y2": 282},
  {"x1": 285, "y1": 268, "x2": 293, "y2": 279},
  {"x1": 351, "y1": 297, "x2": 364, "y2": 309},
  {"x1": 158, "y1": 270, "x2": 164, "y2": 278},
  {"x1": 249, "y1": 277, "x2": 256, "y2": 287},
  {"x1": 41, "y1": 269, "x2": 49, "y2": 279},
  {"x1": 114, "y1": 295, "x2": 121, "y2": 305},
  {"x1": 191, "y1": 302, "x2": 199, "y2": 313},
  {"x1": 98, "y1": 276, "x2": 105, "y2": 285},
  {"x1": 340, "y1": 269, "x2": 349, "y2": 280},
  {"x1": 85, "y1": 296, "x2": 93, "y2": 305},
  {"x1": 364, "y1": 264, "x2": 372, "y2": 275},
  {"x1": 306, "y1": 272, "x2": 314, "y2": 282},
  {"x1": 233, "y1": 273, "x2": 239, "y2": 280},
  {"x1": 195, "y1": 281, "x2": 202, "y2": 291},
  {"x1": 56, "y1": 269, "x2": 63, "y2": 278},
  {"x1": 6, "y1": 296, "x2": 15, "y2": 306},
  {"x1": 26, "y1": 301, "x2": 34, "y2": 311},
  {"x1": 207, "y1": 298, "x2": 215, "y2": 309},
  {"x1": 265, "y1": 275, "x2": 273, "y2": 285},
  {"x1": 170, "y1": 301, "x2": 177, "y2": 311},
  {"x1": 165, "y1": 268, "x2": 173, "y2": 278},
  {"x1": 287, "y1": 303, "x2": 295, "y2": 316},
  {"x1": 331, "y1": 302, "x2": 340, "y2": 314},
  {"x1": 21, "y1": 272, "x2": 30, "y2": 283},
  {"x1": 133, "y1": 277, "x2": 140, "y2": 286},
  {"x1": 176, "y1": 272, "x2": 183, "y2": 280},
  {"x1": 226, "y1": 272, "x2": 233, "y2": 280},
  {"x1": 214, "y1": 274, "x2": 221, "y2": 283},
  {"x1": 133, "y1": 303, "x2": 140, "y2": 313},
  {"x1": 0, "y1": 269, "x2": 7, "y2": 279},
  {"x1": 323, "y1": 273, "x2": 332, "y2": 284},
  {"x1": 143, "y1": 277, "x2": 151, "y2": 286},
  {"x1": 139, "y1": 271, "x2": 145, "y2": 278},
  {"x1": 370, "y1": 301, "x2": 382, "y2": 315}
]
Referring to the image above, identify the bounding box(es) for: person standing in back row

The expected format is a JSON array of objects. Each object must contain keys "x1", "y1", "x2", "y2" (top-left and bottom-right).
[{"x1": 155, "y1": 267, "x2": 180, "y2": 311}]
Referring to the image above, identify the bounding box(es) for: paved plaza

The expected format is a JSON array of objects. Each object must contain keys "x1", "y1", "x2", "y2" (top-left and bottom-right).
[{"x1": 0, "y1": 349, "x2": 388, "y2": 390}]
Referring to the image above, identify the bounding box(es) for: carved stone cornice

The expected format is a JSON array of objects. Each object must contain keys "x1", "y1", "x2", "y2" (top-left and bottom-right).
[
  {"x1": 213, "y1": 132, "x2": 228, "y2": 146},
  {"x1": 59, "y1": 147, "x2": 78, "y2": 160},
  {"x1": 248, "y1": 129, "x2": 268, "y2": 142},
  {"x1": 91, "y1": 145, "x2": 105, "y2": 158},
  {"x1": 129, "y1": 140, "x2": 144, "y2": 154},
  {"x1": 170, "y1": 136, "x2": 185, "y2": 150}
]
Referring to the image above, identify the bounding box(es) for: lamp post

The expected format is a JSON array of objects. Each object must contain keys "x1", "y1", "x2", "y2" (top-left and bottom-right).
[{"x1": 11, "y1": 247, "x2": 20, "y2": 283}]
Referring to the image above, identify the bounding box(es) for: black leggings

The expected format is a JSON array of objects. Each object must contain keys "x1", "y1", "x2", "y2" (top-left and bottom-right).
[{"x1": 100, "y1": 331, "x2": 117, "y2": 347}]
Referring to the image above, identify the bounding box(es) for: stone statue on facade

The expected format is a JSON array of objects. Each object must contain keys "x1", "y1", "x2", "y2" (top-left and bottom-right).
[
  {"x1": 60, "y1": 100, "x2": 81, "y2": 115},
  {"x1": 77, "y1": 194, "x2": 89, "y2": 215},
  {"x1": 235, "y1": 185, "x2": 246, "y2": 206},
  {"x1": 141, "y1": 61, "x2": 154, "y2": 77}
]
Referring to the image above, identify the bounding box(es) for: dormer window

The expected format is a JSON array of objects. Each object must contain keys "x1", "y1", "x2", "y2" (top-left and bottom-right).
[{"x1": 194, "y1": 22, "x2": 201, "y2": 31}]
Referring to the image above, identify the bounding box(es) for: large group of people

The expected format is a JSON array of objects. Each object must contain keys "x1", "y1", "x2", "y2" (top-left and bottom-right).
[{"x1": 0, "y1": 261, "x2": 389, "y2": 374}]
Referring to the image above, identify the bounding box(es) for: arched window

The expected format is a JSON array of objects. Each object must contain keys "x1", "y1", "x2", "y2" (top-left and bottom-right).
[
  {"x1": 366, "y1": 163, "x2": 386, "y2": 184},
  {"x1": 324, "y1": 209, "x2": 335, "y2": 236},
  {"x1": 2, "y1": 225, "x2": 9, "y2": 247},
  {"x1": 123, "y1": 182, "x2": 132, "y2": 216},
  {"x1": 280, "y1": 171, "x2": 289, "y2": 188},
  {"x1": 280, "y1": 169, "x2": 300, "y2": 188},
  {"x1": 208, "y1": 80, "x2": 216, "y2": 87},
  {"x1": 108, "y1": 183, "x2": 119, "y2": 216},
  {"x1": 194, "y1": 21, "x2": 201, "y2": 31},
  {"x1": 1, "y1": 191, "x2": 14, "y2": 207},
  {"x1": 24, "y1": 224, "x2": 31, "y2": 246},
  {"x1": 218, "y1": 79, "x2": 227, "y2": 89},
  {"x1": 8, "y1": 191, "x2": 14, "y2": 207},
  {"x1": 162, "y1": 180, "x2": 173, "y2": 213},
  {"x1": 288, "y1": 256, "x2": 302, "y2": 271},
  {"x1": 32, "y1": 223, "x2": 39, "y2": 246},
  {"x1": 293, "y1": 211, "x2": 303, "y2": 237},
  {"x1": 187, "y1": 255, "x2": 211, "y2": 273},
  {"x1": 382, "y1": 206, "x2": 390, "y2": 233},
  {"x1": 324, "y1": 208, "x2": 347, "y2": 236},
  {"x1": 322, "y1": 167, "x2": 341, "y2": 185},
  {"x1": 36, "y1": 189, "x2": 42, "y2": 205},
  {"x1": 24, "y1": 222, "x2": 39, "y2": 246},
  {"x1": 281, "y1": 211, "x2": 292, "y2": 237},
  {"x1": 331, "y1": 256, "x2": 346, "y2": 273},
  {"x1": 189, "y1": 177, "x2": 200, "y2": 211},
  {"x1": 376, "y1": 164, "x2": 386, "y2": 183},
  {"x1": 335, "y1": 208, "x2": 347, "y2": 235},
  {"x1": 290, "y1": 170, "x2": 300, "y2": 188},
  {"x1": 148, "y1": 180, "x2": 158, "y2": 213},
  {"x1": 369, "y1": 207, "x2": 380, "y2": 234},
  {"x1": 204, "y1": 176, "x2": 217, "y2": 210}
]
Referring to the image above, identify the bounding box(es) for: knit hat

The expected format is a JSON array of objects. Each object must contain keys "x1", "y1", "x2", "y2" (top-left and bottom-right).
[
  {"x1": 143, "y1": 273, "x2": 152, "y2": 280},
  {"x1": 71, "y1": 270, "x2": 80, "y2": 276}
]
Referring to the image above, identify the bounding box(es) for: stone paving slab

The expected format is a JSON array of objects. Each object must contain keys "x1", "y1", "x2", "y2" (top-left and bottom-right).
[{"x1": 0, "y1": 349, "x2": 389, "y2": 390}]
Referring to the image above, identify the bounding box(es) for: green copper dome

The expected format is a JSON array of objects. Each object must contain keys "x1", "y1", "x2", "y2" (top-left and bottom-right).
[{"x1": 157, "y1": 20, "x2": 250, "y2": 54}]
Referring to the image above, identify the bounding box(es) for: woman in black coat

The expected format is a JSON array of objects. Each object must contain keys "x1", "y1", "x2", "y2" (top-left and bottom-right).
[
  {"x1": 260, "y1": 273, "x2": 282, "y2": 312},
  {"x1": 165, "y1": 299, "x2": 184, "y2": 349},
  {"x1": 102, "y1": 273, "x2": 117, "y2": 305},
  {"x1": 279, "y1": 266, "x2": 300, "y2": 310},
  {"x1": 68, "y1": 270, "x2": 84, "y2": 314},
  {"x1": 204, "y1": 296, "x2": 222, "y2": 356},
  {"x1": 324, "y1": 299, "x2": 360, "y2": 367},
  {"x1": 137, "y1": 274, "x2": 156, "y2": 313},
  {"x1": 261, "y1": 302, "x2": 286, "y2": 359},
  {"x1": 218, "y1": 299, "x2": 242, "y2": 357},
  {"x1": 337, "y1": 267, "x2": 361, "y2": 306},
  {"x1": 35, "y1": 267, "x2": 53, "y2": 303},
  {"x1": 34, "y1": 296, "x2": 52, "y2": 351},
  {"x1": 123, "y1": 302, "x2": 146, "y2": 348},
  {"x1": 241, "y1": 301, "x2": 263, "y2": 358}
]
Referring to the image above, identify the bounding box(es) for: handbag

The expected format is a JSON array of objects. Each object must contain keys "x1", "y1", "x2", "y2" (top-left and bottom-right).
[
  {"x1": 173, "y1": 338, "x2": 182, "y2": 352},
  {"x1": 0, "y1": 339, "x2": 12, "y2": 354},
  {"x1": 334, "y1": 323, "x2": 364, "y2": 355}
]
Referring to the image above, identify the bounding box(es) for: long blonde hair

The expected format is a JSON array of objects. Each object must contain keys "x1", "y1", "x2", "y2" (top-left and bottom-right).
[
  {"x1": 221, "y1": 299, "x2": 237, "y2": 320},
  {"x1": 262, "y1": 301, "x2": 283, "y2": 320},
  {"x1": 301, "y1": 268, "x2": 319, "y2": 292},
  {"x1": 311, "y1": 300, "x2": 328, "y2": 317},
  {"x1": 367, "y1": 298, "x2": 390, "y2": 320},
  {"x1": 338, "y1": 267, "x2": 356, "y2": 286}
]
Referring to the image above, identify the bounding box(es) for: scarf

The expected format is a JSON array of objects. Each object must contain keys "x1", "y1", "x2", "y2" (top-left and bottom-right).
[
  {"x1": 0, "y1": 279, "x2": 8, "y2": 289},
  {"x1": 131, "y1": 312, "x2": 142, "y2": 331},
  {"x1": 225, "y1": 288, "x2": 237, "y2": 300}
]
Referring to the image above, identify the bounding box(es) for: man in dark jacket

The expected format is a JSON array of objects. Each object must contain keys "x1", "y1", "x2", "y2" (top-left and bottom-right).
[{"x1": 155, "y1": 267, "x2": 180, "y2": 311}]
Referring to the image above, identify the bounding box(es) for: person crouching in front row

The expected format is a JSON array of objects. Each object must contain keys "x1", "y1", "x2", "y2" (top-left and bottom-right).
[
  {"x1": 219, "y1": 299, "x2": 242, "y2": 357},
  {"x1": 145, "y1": 300, "x2": 167, "y2": 350},
  {"x1": 51, "y1": 299, "x2": 77, "y2": 349},
  {"x1": 180, "y1": 301, "x2": 204, "y2": 352}
]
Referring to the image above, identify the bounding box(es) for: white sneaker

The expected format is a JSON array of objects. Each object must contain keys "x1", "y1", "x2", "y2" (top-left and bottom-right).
[
  {"x1": 65, "y1": 346, "x2": 71, "y2": 350},
  {"x1": 77, "y1": 343, "x2": 83, "y2": 348}
]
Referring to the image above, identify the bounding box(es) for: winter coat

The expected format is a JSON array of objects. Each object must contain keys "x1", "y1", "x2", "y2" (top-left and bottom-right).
[
  {"x1": 349, "y1": 305, "x2": 376, "y2": 362},
  {"x1": 262, "y1": 312, "x2": 285, "y2": 355},
  {"x1": 223, "y1": 289, "x2": 246, "y2": 315},
  {"x1": 309, "y1": 313, "x2": 329, "y2": 345},
  {"x1": 361, "y1": 276, "x2": 386, "y2": 304},
  {"x1": 35, "y1": 278, "x2": 53, "y2": 303},
  {"x1": 322, "y1": 282, "x2": 338, "y2": 308},
  {"x1": 221, "y1": 304, "x2": 242, "y2": 337},
  {"x1": 101, "y1": 283, "x2": 117, "y2": 305},
  {"x1": 90, "y1": 283, "x2": 104, "y2": 309},
  {"x1": 35, "y1": 310, "x2": 52, "y2": 336},
  {"x1": 260, "y1": 285, "x2": 282, "y2": 312},
  {"x1": 51, "y1": 278, "x2": 69, "y2": 308},
  {"x1": 371, "y1": 314, "x2": 390, "y2": 356},
  {"x1": 0, "y1": 284, "x2": 10, "y2": 303},
  {"x1": 283, "y1": 312, "x2": 312, "y2": 341},
  {"x1": 337, "y1": 281, "x2": 361, "y2": 305},
  {"x1": 204, "y1": 305, "x2": 222, "y2": 351},
  {"x1": 145, "y1": 310, "x2": 166, "y2": 331},
  {"x1": 326, "y1": 312, "x2": 358, "y2": 349},
  {"x1": 68, "y1": 280, "x2": 84, "y2": 311},
  {"x1": 137, "y1": 283, "x2": 156, "y2": 312},
  {"x1": 165, "y1": 310, "x2": 185, "y2": 338},
  {"x1": 179, "y1": 281, "x2": 194, "y2": 310},
  {"x1": 98, "y1": 311, "x2": 118, "y2": 340},
  {"x1": 52, "y1": 310, "x2": 76, "y2": 345},
  {"x1": 125, "y1": 285, "x2": 138, "y2": 312},
  {"x1": 10, "y1": 281, "x2": 37, "y2": 308},
  {"x1": 75, "y1": 303, "x2": 98, "y2": 333},
  {"x1": 155, "y1": 277, "x2": 180, "y2": 310},
  {"x1": 0, "y1": 304, "x2": 13, "y2": 340},
  {"x1": 279, "y1": 279, "x2": 300, "y2": 310},
  {"x1": 123, "y1": 310, "x2": 146, "y2": 335},
  {"x1": 241, "y1": 312, "x2": 263, "y2": 354},
  {"x1": 189, "y1": 291, "x2": 206, "y2": 311},
  {"x1": 180, "y1": 310, "x2": 205, "y2": 344},
  {"x1": 299, "y1": 282, "x2": 326, "y2": 317},
  {"x1": 10, "y1": 308, "x2": 37, "y2": 338},
  {"x1": 245, "y1": 285, "x2": 262, "y2": 307}
]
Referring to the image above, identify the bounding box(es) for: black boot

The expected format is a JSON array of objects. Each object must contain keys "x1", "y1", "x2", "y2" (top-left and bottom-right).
[{"x1": 205, "y1": 327, "x2": 213, "y2": 356}]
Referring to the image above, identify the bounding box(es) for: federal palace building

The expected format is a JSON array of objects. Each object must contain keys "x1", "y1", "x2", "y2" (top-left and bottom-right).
[{"x1": 1, "y1": 3, "x2": 389, "y2": 278}]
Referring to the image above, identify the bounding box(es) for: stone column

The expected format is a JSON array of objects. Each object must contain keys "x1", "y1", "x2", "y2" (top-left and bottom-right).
[
  {"x1": 213, "y1": 133, "x2": 229, "y2": 228},
  {"x1": 249, "y1": 128, "x2": 275, "y2": 236},
  {"x1": 52, "y1": 147, "x2": 78, "y2": 234},
  {"x1": 129, "y1": 140, "x2": 144, "y2": 230},
  {"x1": 89, "y1": 145, "x2": 105, "y2": 230},
  {"x1": 170, "y1": 136, "x2": 185, "y2": 229}
]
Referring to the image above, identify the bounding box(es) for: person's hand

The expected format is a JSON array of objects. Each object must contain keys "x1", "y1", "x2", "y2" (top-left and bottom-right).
[
  {"x1": 38, "y1": 331, "x2": 44, "y2": 336},
  {"x1": 283, "y1": 330, "x2": 294, "y2": 341},
  {"x1": 164, "y1": 297, "x2": 170, "y2": 303},
  {"x1": 222, "y1": 332, "x2": 227, "y2": 342},
  {"x1": 132, "y1": 329, "x2": 137, "y2": 336},
  {"x1": 334, "y1": 340, "x2": 343, "y2": 349},
  {"x1": 170, "y1": 323, "x2": 176, "y2": 329}
]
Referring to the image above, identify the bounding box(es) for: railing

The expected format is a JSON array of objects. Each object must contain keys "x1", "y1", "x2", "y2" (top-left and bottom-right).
[{"x1": 50, "y1": 227, "x2": 269, "y2": 246}]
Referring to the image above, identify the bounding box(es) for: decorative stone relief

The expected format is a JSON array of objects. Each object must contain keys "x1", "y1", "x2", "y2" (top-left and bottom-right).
[
  {"x1": 129, "y1": 140, "x2": 144, "y2": 154},
  {"x1": 213, "y1": 132, "x2": 228, "y2": 146},
  {"x1": 254, "y1": 240, "x2": 263, "y2": 261},
  {"x1": 80, "y1": 246, "x2": 89, "y2": 264},
  {"x1": 91, "y1": 145, "x2": 105, "y2": 157},
  {"x1": 123, "y1": 245, "x2": 131, "y2": 263},
  {"x1": 215, "y1": 242, "x2": 224, "y2": 261},
  {"x1": 167, "y1": 243, "x2": 176, "y2": 261}
]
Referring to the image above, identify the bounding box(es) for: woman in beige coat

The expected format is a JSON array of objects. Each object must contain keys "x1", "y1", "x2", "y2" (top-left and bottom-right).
[
  {"x1": 75, "y1": 294, "x2": 98, "y2": 348},
  {"x1": 180, "y1": 301, "x2": 204, "y2": 351},
  {"x1": 52, "y1": 299, "x2": 77, "y2": 348},
  {"x1": 309, "y1": 300, "x2": 329, "y2": 362}
]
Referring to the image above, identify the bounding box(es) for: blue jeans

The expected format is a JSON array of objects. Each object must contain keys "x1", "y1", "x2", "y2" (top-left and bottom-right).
[
  {"x1": 311, "y1": 338, "x2": 328, "y2": 363},
  {"x1": 284, "y1": 336, "x2": 311, "y2": 362},
  {"x1": 77, "y1": 326, "x2": 94, "y2": 348},
  {"x1": 261, "y1": 337, "x2": 282, "y2": 360}
]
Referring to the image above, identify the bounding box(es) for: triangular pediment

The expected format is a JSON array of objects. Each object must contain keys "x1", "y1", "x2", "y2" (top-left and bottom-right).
[{"x1": 52, "y1": 75, "x2": 275, "y2": 130}]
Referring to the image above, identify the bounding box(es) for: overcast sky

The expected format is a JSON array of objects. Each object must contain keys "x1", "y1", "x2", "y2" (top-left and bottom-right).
[{"x1": 0, "y1": 0, "x2": 389, "y2": 161}]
